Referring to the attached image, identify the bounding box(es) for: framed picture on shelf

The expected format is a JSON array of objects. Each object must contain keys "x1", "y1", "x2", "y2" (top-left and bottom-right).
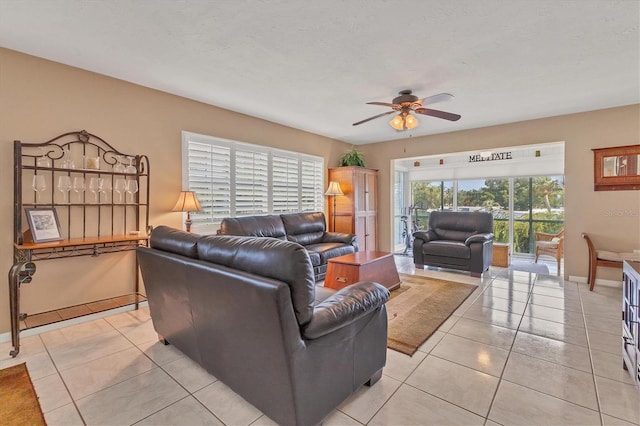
[{"x1": 25, "y1": 208, "x2": 63, "y2": 243}]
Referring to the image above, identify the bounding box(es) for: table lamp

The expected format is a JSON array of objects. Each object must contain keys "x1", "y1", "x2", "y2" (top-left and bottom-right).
[{"x1": 172, "y1": 191, "x2": 202, "y2": 232}]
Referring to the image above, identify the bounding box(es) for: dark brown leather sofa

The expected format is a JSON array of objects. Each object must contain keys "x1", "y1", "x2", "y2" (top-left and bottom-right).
[
  {"x1": 219, "y1": 212, "x2": 357, "y2": 281},
  {"x1": 137, "y1": 226, "x2": 389, "y2": 426},
  {"x1": 413, "y1": 211, "x2": 494, "y2": 277}
]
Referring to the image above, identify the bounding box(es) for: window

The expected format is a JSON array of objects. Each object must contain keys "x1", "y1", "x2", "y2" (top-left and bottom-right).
[{"x1": 182, "y1": 132, "x2": 324, "y2": 233}]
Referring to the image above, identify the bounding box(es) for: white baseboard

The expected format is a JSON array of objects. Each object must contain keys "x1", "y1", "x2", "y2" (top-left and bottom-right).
[
  {"x1": 568, "y1": 275, "x2": 622, "y2": 288},
  {"x1": 0, "y1": 301, "x2": 149, "y2": 345}
]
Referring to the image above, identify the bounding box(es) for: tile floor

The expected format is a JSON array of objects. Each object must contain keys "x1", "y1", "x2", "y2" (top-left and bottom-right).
[{"x1": 1, "y1": 257, "x2": 638, "y2": 425}]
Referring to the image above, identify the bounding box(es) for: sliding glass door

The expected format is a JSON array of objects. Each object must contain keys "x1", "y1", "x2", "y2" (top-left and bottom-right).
[{"x1": 403, "y1": 176, "x2": 564, "y2": 256}]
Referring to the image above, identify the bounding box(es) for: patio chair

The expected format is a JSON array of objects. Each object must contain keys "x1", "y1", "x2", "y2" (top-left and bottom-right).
[{"x1": 534, "y1": 229, "x2": 564, "y2": 275}]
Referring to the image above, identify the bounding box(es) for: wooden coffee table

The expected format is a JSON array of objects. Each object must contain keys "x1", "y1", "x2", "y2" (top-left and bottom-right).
[{"x1": 325, "y1": 251, "x2": 401, "y2": 291}]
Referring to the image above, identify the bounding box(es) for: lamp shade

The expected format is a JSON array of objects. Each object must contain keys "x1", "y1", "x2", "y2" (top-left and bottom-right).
[
  {"x1": 405, "y1": 113, "x2": 419, "y2": 129},
  {"x1": 390, "y1": 114, "x2": 404, "y2": 130},
  {"x1": 324, "y1": 181, "x2": 344, "y2": 196},
  {"x1": 172, "y1": 191, "x2": 202, "y2": 212}
]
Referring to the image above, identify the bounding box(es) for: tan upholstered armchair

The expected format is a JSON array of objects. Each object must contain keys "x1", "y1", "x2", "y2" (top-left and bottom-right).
[{"x1": 535, "y1": 229, "x2": 564, "y2": 275}]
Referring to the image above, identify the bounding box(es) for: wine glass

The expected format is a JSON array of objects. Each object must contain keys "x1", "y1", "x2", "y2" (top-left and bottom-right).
[
  {"x1": 36, "y1": 148, "x2": 51, "y2": 168},
  {"x1": 57, "y1": 175, "x2": 72, "y2": 203},
  {"x1": 99, "y1": 178, "x2": 111, "y2": 203},
  {"x1": 125, "y1": 156, "x2": 137, "y2": 174},
  {"x1": 125, "y1": 180, "x2": 139, "y2": 203},
  {"x1": 72, "y1": 177, "x2": 85, "y2": 202},
  {"x1": 88, "y1": 177, "x2": 102, "y2": 203},
  {"x1": 113, "y1": 155, "x2": 126, "y2": 174},
  {"x1": 114, "y1": 178, "x2": 127, "y2": 203},
  {"x1": 32, "y1": 175, "x2": 46, "y2": 202}
]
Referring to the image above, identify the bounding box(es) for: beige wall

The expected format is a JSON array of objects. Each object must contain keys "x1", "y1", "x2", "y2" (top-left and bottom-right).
[
  {"x1": 0, "y1": 48, "x2": 351, "y2": 334},
  {"x1": 1, "y1": 47, "x2": 639, "y2": 336},
  {"x1": 360, "y1": 105, "x2": 640, "y2": 281}
]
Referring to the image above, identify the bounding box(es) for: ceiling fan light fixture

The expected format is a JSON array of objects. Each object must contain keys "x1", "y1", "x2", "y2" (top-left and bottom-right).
[
  {"x1": 390, "y1": 114, "x2": 405, "y2": 131},
  {"x1": 405, "y1": 113, "x2": 419, "y2": 129},
  {"x1": 354, "y1": 90, "x2": 460, "y2": 128}
]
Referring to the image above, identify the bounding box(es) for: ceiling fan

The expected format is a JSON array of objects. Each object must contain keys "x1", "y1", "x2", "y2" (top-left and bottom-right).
[{"x1": 352, "y1": 90, "x2": 461, "y2": 130}]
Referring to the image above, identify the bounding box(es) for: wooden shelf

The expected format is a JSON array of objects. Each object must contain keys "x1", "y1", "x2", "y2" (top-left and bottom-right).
[{"x1": 15, "y1": 234, "x2": 149, "y2": 250}]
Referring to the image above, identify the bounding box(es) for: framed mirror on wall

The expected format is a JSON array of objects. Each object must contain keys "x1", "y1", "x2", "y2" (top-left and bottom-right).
[{"x1": 593, "y1": 145, "x2": 640, "y2": 191}]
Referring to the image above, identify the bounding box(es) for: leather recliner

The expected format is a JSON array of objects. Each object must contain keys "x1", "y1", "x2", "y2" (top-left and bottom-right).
[
  {"x1": 413, "y1": 211, "x2": 494, "y2": 277},
  {"x1": 218, "y1": 211, "x2": 358, "y2": 281},
  {"x1": 137, "y1": 226, "x2": 389, "y2": 426}
]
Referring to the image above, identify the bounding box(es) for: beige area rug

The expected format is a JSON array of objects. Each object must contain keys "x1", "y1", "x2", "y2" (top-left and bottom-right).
[
  {"x1": 0, "y1": 362, "x2": 46, "y2": 425},
  {"x1": 387, "y1": 273, "x2": 477, "y2": 356}
]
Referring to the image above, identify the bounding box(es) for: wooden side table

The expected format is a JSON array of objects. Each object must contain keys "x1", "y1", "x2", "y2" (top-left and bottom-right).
[
  {"x1": 492, "y1": 243, "x2": 510, "y2": 267},
  {"x1": 325, "y1": 251, "x2": 401, "y2": 291}
]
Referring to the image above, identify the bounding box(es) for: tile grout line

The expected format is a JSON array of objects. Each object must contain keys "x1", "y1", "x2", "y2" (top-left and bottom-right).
[
  {"x1": 578, "y1": 284, "x2": 606, "y2": 426},
  {"x1": 482, "y1": 271, "x2": 540, "y2": 423},
  {"x1": 37, "y1": 333, "x2": 88, "y2": 425},
  {"x1": 369, "y1": 269, "x2": 492, "y2": 423},
  {"x1": 384, "y1": 270, "x2": 526, "y2": 423},
  {"x1": 110, "y1": 313, "x2": 229, "y2": 426}
]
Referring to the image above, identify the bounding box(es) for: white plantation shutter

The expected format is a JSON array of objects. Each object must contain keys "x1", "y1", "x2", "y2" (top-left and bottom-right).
[
  {"x1": 187, "y1": 142, "x2": 231, "y2": 233},
  {"x1": 272, "y1": 155, "x2": 300, "y2": 213},
  {"x1": 182, "y1": 132, "x2": 323, "y2": 233},
  {"x1": 301, "y1": 159, "x2": 324, "y2": 211},
  {"x1": 235, "y1": 149, "x2": 269, "y2": 215}
]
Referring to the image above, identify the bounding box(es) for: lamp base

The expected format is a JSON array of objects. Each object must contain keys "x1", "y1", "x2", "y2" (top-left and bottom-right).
[{"x1": 185, "y1": 212, "x2": 192, "y2": 233}]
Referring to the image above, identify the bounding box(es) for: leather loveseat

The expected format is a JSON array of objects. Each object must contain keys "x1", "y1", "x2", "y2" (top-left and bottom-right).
[
  {"x1": 413, "y1": 211, "x2": 494, "y2": 277},
  {"x1": 137, "y1": 226, "x2": 389, "y2": 426},
  {"x1": 219, "y1": 212, "x2": 357, "y2": 281}
]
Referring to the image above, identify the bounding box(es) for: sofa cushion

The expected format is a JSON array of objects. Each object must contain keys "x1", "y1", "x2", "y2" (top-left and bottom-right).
[
  {"x1": 219, "y1": 215, "x2": 286, "y2": 240},
  {"x1": 150, "y1": 225, "x2": 200, "y2": 258},
  {"x1": 422, "y1": 240, "x2": 470, "y2": 259},
  {"x1": 536, "y1": 240, "x2": 559, "y2": 250},
  {"x1": 433, "y1": 228, "x2": 473, "y2": 242},
  {"x1": 281, "y1": 212, "x2": 326, "y2": 245},
  {"x1": 314, "y1": 285, "x2": 335, "y2": 304},
  {"x1": 429, "y1": 211, "x2": 493, "y2": 242},
  {"x1": 306, "y1": 242, "x2": 356, "y2": 264},
  {"x1": 307, "y1": 250, "x2": 322, "y2": 267},
  {"x1": 197, "y1": 235, "x2": 316, "y2": 326}
]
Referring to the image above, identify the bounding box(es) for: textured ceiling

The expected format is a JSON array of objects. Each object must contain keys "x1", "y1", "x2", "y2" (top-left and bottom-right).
[{"x1": 1, "y1": 0, "x2": 638, "y2": 145}]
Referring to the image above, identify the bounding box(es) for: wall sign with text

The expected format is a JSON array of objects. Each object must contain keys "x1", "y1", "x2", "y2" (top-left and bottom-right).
[{"x1": 468, "y1": 152, "x2": 513, "y2": 163}]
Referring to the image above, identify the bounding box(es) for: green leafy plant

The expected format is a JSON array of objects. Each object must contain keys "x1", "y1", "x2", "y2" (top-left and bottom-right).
[{"x1": 338, "y1": 148, "x2": 366, "y2": 167}]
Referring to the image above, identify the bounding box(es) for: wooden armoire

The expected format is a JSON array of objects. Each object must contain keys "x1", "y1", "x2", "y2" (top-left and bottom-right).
[{"x1": 327, "y1": 166, "x2": 378, "y2": 251}]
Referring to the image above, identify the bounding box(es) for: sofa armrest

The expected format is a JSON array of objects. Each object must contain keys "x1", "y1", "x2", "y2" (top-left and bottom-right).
[
  {"x1": 465, "y1": 233, "x2": 494, "y2": 246},
  {"x1": 322, "y1": 232, "x2": 357, "y2": 246},
  {"x1": 413, "y1": 230, "x2": 437, "y2": 242},
  {"x1": 302, "y1": 282, "x2": 390, "y2": 339}
]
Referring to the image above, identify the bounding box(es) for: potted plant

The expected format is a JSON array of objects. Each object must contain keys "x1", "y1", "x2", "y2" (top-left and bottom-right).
[{"x1": 338, "y1": 148, "x2": 366, "y2": 167}]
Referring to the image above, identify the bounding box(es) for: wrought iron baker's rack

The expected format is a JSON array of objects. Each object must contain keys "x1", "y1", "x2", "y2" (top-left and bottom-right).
[{"x1": 9, "y1": 130, "x2": 151, "y2": 357}]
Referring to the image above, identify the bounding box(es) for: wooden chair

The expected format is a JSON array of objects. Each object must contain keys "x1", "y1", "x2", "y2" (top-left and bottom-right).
[
  {"x1": 535, "y1": 229, "x2": 564, "y2": 275},
  {"x1": 582, "y1": 233, "x2": 640, "y2": 291}
]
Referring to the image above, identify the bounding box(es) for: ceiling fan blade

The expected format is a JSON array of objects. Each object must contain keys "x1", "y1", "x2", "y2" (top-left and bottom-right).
[
  {"x1": 414, "y1": 107, "x2": 462, "y2": 121},
  {"x1": 417, "y1": 93, "x2": 454, "y2": 106},
  {"x1": 352, "y1": 110, "x2": 397, "y2": 126},
  {"x1": 366, "y1": 101, "x2": 397, "y2": 107}
]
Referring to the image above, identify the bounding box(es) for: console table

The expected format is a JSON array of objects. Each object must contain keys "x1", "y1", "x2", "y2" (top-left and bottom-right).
[{"x1": 8, "y1": 130, "x2": 150, "y2": 357}]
